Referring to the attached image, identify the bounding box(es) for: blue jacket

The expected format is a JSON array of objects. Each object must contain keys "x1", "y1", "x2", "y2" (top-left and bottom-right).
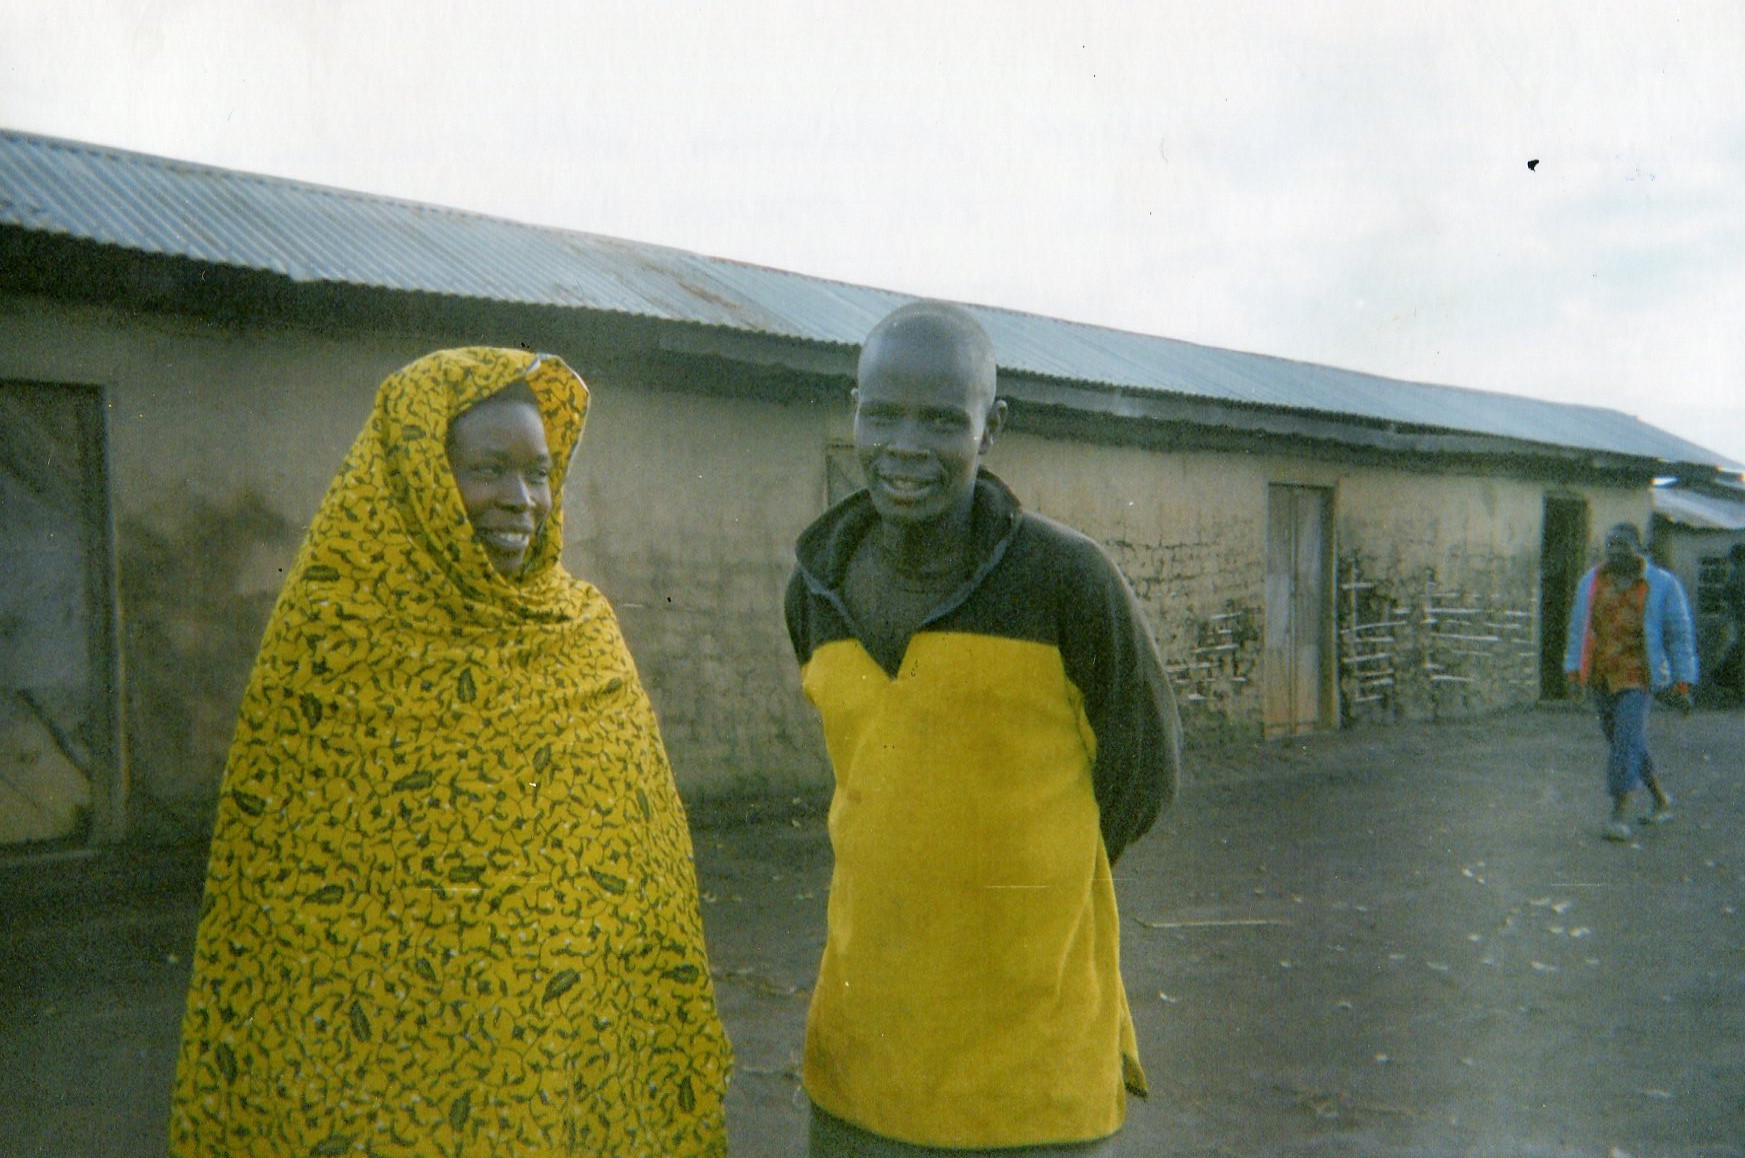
[{"x1": 1563, "y1": 563, "x2": 1699, "y2": 692}]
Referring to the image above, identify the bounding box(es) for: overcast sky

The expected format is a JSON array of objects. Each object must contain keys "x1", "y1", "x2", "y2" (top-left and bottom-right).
[{"x1": 3, "y1": 0, "x2": 1742, "y2": 468}]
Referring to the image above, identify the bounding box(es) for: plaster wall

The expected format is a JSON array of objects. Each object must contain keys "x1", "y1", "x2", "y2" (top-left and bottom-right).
[
  {"x1": 559, "y1": 376, "x2": 832, "y2": 799},
  {"x1": 1, "y1": 299, "x2": 412, "y2": 840},
  {"x1": 0, "y1": 297, "x2": 836, "y2": 841},
  {"x1": 995, "y1": 432, "x2": 1646, "y2": 734},
  {"x1": 0, "y1": 293, "x2": 1658, "y2": 844}
]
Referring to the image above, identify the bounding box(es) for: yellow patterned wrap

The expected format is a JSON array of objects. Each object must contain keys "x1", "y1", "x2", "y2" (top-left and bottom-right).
[{"x1": 169, "y1": 347, "x2": 730, "y2": 1157}]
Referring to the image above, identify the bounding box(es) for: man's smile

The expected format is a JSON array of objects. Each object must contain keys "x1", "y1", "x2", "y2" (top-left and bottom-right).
[{"x1": 870, "y1": 468, "x2": 940, "y2": 500}]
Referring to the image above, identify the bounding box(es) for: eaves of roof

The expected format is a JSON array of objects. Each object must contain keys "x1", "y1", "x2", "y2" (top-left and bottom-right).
[{"x1": 1652, "y1": 486, "x2": 1745, "y2": 532}]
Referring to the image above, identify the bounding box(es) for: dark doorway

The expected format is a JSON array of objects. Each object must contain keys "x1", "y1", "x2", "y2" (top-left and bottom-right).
[
  {"x1": 1539, "y1": 495, "x2": 1589, "y2": 699},
  {"x1": 0, "y1": 380, "x2": 122, "y2": 847}
]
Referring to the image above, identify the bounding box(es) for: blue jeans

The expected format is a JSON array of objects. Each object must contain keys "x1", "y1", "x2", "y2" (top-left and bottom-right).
[{"x1": 1594, "y1": 688, "x2": 1654, "y2": 800}]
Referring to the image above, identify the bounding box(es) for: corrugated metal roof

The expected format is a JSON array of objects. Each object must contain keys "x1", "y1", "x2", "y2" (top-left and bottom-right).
[
  {"x1": 1653, "y1": 486, "x2": 1745, "y2": 531},
  {"x1": 1, "y1": 128, "x2": 1732, "y2": 469}
]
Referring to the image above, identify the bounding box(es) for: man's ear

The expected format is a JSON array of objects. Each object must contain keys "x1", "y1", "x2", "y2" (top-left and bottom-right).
[{"x1": 980, "y1": 398, "x2": 1008, "y2": 453}]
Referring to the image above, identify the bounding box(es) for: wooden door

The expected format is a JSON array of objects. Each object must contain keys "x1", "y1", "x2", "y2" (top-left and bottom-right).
[{"x1": 1265, "y1": 485, "x2": 1334, "y2": 737}]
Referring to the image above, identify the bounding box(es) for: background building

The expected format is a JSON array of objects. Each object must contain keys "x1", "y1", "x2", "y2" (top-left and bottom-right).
[
  {"x1": 1, "y1": 129, "x2": 1734, "y2": 849},
  {"x1": 1652, "y1": 478, "x2": 1745, "y2": 696}
]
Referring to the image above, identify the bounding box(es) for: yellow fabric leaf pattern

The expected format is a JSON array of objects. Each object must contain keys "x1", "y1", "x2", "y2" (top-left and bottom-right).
[{"x1": 169, "y1": 347, "x2": 730, "y2": 1157}]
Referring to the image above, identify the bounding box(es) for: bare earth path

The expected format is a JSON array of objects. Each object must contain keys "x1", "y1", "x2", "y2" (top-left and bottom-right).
[
  {"x1": 699, "y1": 705, "x2": 1745, "y2": 1158},
  {"x1": 3, "y1": 705, "x2": 1742, "y2": 1156}
]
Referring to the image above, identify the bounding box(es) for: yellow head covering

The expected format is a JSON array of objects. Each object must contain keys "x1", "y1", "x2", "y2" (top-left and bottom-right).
[
  {"x1": 308, "y1": 344, "x2": 587, "y2": 622},
  {"x1": 171, "y1": 348, "x2": 729, "y2": 1157}
]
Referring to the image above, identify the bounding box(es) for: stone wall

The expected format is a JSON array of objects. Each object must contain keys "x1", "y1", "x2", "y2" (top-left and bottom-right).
[
  {"x1": 996, "y1": 433, "x2": 1647, "y2": 739},
  {"x1": 560, "y1": 378, "x2": 833, "y2": 799}
]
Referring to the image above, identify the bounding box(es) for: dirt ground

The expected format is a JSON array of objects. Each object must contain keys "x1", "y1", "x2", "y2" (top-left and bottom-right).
[{"x1": 3, "y1": 704, "x2": 1742, "y2": 1157}]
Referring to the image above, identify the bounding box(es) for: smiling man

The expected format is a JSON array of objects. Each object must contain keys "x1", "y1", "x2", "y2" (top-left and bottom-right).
[{"x1": 785, "y1": 301, "x2": 1181, "y2": 1155}]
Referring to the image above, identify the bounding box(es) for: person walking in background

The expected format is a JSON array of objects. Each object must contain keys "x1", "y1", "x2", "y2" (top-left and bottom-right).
[
  {"x1": 785, "y1": 301, "x2": 1181, "y2": 1155},
  {"x1": 1564, "y1": 521, "x2": 1698, "y2": 842},
  {"x1": 169, "y1": 348, "x2": 730, "y2": 1157}
]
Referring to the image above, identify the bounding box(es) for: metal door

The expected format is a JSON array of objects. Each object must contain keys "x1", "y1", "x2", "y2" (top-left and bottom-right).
[
  {"x1": 1264, "y1": 485, "x2": 1334, "y2": 737},
  {"x1": 0, "y1": 380, "x2": 122, "y2": 846}
]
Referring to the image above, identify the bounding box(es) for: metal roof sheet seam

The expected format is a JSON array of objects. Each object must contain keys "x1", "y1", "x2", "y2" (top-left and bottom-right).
[{"x1": 0, "y1": 127, "x2": 1733, "y2": 470}]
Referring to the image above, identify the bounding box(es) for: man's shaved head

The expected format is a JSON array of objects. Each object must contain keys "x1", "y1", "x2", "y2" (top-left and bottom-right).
[{"x1": 858, "y1": 301, "x2": 997, "y2": 409}]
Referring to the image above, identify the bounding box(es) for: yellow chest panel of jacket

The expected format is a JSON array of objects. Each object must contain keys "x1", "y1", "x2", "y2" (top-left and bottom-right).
[{"x1": 800, "y1": 631, "x2": 1140, "y2": 1148}]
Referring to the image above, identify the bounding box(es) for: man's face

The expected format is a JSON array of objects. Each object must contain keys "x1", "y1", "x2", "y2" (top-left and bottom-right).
[
  {"x1": 1603, "y1": 528, "x2": 1643, "y2": 576},
  {"x1": 852, "y1": 332, "x2": 1003, "y2": 530}
]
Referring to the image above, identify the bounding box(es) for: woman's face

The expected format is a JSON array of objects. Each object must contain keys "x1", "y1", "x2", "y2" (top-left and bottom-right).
[{"x1": 445, "y1": 395, "x2": 553, "y2": 576}]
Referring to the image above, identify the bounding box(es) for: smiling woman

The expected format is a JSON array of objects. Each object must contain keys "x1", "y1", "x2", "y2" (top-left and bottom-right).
[
  {"x1": 168, "y1": 348, "x2": 730, "y2": 1157},
  {"x1": 445, "y1": 380, "x2": 554, "y2": 577}
]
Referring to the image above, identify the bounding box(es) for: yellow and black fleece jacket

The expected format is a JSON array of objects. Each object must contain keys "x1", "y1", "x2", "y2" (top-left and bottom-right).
[{"x1": 784, "y1": 470, "x2": 1181, "y2": 1149}]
